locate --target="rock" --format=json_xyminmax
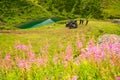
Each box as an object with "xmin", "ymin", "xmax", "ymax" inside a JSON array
[
  {"xmin": 112, "ymin": 19, "xmax": 120, "ymax": 24},
  {"xmin": 98, "ymin": 34, "xmax": 120, "ymax": 44}
]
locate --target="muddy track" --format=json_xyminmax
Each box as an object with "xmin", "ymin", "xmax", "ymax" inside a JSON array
[
  {"xmin": 0, "ymin": 30, "xmax": 27, "ymax": 34},
  {"xmin": 0, "ymin": 30, "xmax": 53, "ymax": 34}
]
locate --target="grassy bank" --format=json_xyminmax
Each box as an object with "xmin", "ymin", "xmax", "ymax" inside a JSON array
[
  {"xmin": 0, "ymin": 20, "xmax": 120, "ymax": 51},
  {"xmin": 0, "ymin": 20, "xmax": 120, "ymax": 80}
]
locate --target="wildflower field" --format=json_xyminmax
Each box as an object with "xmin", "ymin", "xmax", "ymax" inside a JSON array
[{"xmin": 0, "ymin": 20, "xmax": 120, "ymax": 80}]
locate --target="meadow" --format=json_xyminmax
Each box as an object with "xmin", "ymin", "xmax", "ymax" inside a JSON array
[{"xmin": 0, "ymin": 20, "xmax": 120, "ymax": 80}]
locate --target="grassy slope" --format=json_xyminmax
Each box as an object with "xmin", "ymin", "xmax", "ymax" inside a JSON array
[
  {"xmin": 103, "ymin": 0, "xmax": 120, "ymax": 18},
  {"xmin": 0, "ymin": 0, "xmax": 120, "ymax": 29},
  {"xmin": 0, "ymin": 19, "xmax": 120, "ymax": 52},
  {"xmin": 0, "ymin": 0, "xmax": 52, "ymax": 29}
]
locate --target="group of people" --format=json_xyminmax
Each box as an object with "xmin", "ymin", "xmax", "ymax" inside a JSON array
[
  {"xmin": 80, "ymin": 19, "xmax": 89, "ymax": 25},
  {"xmin": 66, "ymin": 19, "xmax": 89, "ymax": 29}
]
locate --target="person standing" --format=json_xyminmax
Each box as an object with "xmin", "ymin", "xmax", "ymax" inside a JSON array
[
  {"xmin": 79, "ymin": 19, "xmax": 82, "ymax": 24},
  {"xmin": 86, "ymin": 20, "xmax": 89, "ymax": 25},
  {"xmin": 82, "ymin": 19, "xmax": 84, "ymax": 25},
  {"xmin": 80, "ymin": 19, "xmax": 84, "ymax": 25}
]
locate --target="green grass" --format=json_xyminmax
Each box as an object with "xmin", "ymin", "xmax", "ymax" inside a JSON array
[
  {"xmin": 0, "ymin": 19, "xmax": 120, "ymax": 52},
  {"xmin": 0, "ymin": 20, "xmax": 120, "ymax": 80}
]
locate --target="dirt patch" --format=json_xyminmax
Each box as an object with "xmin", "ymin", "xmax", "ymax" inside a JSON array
[
  {"xmin": 0, "ymin": 30, "xmax": 27, "ymax": 34},
  {"xmin": 0, "ymin": 30, "xmax": 49, "ymax": 34}
]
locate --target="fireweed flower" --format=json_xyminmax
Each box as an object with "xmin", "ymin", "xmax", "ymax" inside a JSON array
[
  {"xmin": 101, "ymin": 52, "xmax": 105, "ymax": 60},
  {"xmin": 38, "ymin": 58, "xmax": 44, "ymax": 65},
  {"xmin": 62, "ymin": 44, "xmax": 73, "ymax": 67},
  {"xmin": 86, "ymin": 46, "xmax": 96, "ymax": 54},
  {"xmin": 65, "ymin": 54, "xmax": 73, "ymax": 61},
  {"xmin": 110, "ymin": 59, "xmax": 114, "ymax": 66},
  {"xmin": 74, "ymin": 57, "xmax": 80, "ymax": 65},
  {"xmin": 79, "ymin": 42, "xmax": 106, "ymax": 62},
  {"xmin": 2, "ymin": 54, "xmax": 13, "ymax": 69},
  {"xmin": 63, "ymin": 54, "xmax": 73, "ymax": 67},
  {"xmin": 27, "ymin": 51, "xmax": 35, "ymax": 63},
  {"xmin": 4, "ymin": 54, "xmax": 11, "ymax": 61},
  {"xmin": 15, "ymin": 44, "xmax": 28, "ymax": 51},
  {"xmin": 88, "ymin": 40, "xmax": 96, "ymax": 47},
  {"xmin": 66, "ymin": 44, "xmax": 72, "ymax": 54},
  {"xmin": 86, "ymin": 40, "xmax": 97, "ymax": 54},
  {"xmin": 80, "ymin": 49, "xmax": 86, "ymax": 54},
  {"xmin": 37, "ymin": 56, "xmax": 48, "ymax": 66},
  {"xmin": 17, "ymin": 59, "xmax": 29, "ymax": 69},
  {"xmin": 115, "ymin": 76, "xmax": 120, "ymax": 80},
  {"xmin": 41, "ymin": 48, "xmax": 48, "ymax": 54},
  {"xmin": 111, "ymin": 42, "xmax": 120, "ymax": 53},
  {"xmin": 27, "ymin": 51, "xmax": 35, "ymax": 57},
  {"xmin": 72, "ymin": 76, "xmax": 78, "ymax": 80},
  {"xmin": 53, "ymin": 55, "xmax": 59, "ymax": 64},
  {"xmin": 99, "ymin": 42, "xmax": 109, "ymax": 51},
  {"xmin": 64, "ymin": 44, "xmax": 73, "ymax": 61},
  {"xmin": 76, "ymin": 40, "xmax": 82, "ymax": 49},
  {"xmin": 79, "ymin": 49, "xmax": 89, "ymax": 60},
  {"xmin": 92, "ymin": 48, "xmax": 105, "ymax": 61}
]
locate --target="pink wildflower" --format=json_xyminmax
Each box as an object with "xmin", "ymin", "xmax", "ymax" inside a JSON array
[
  {"xmin": 65, "ymin": 44, "xmax": 72, "ymax": 54},
  {"xmin": 63, "ymin": 44, "xmax": 73, "ymax": 62},
  {"xmin": 112, "ymin": 43, "xmax": 120, "ymax": 53},
  {"xmin": 115, "ymin": 76, "xmax": 120, "ymax": 80},
  {"xmin": 63, "ymin": 53, "xmax": 73, "ymax": 67},
  {"xmin": 74, "ymin": 58, "xmax": 80, "ymax": 65},
  {"xmin": 72, "ymin": 76, "xmax": 78, "ymax": 80},
  {"xmin": 63, "ymin": 61, "xmax": 68, "ymax": 67},
  {"xmin": 101, "ymin": 52, "xmax": 105, "ymax": 60},
  {"xmin": 87, "ymin": 40, "xmax": 96, "ymax": 54},
  {"xmin": 94, "ymin": 54, "xmax": 101, "ymax": 61},
  {"xmin": 76, "ymin": 40, "xmax": 82, "ymax": 48},
  {"xmin": 28, "ymin": 51, "xmax": 35, "ymax": 57},
  {"xmin": 41, "ymin": 48, "xmax": 48, "ymax": 54},
  {"xmin": 80, "ymin": 49, "xmax": 86, "ymax": 54},
  {"xmin": 64, "ymin": 54, "xmax": 73, "ymax": 61},
  {"xmin": 38, "ymin": 59, "xmax": 44, "ymax": 65},
  {"xmin": 88, "ymin": 40, "xmax": 95, "ymax": 47},
  {"xmin": 110, "ymin": 59, "xmax": 114, "ymax": 66},
  {"xmin": 17, "ymin": 60, "xmax": 29, "ymax": 69},
  {"xmin": 4, "ymin": 54, "xmax": 11, "ymax": 61},
  {"xmin": 27, "ymin": 51, "xmax": 35, "ymax": 63},
  {"xmin": 53, "ymin": 56, "xmax": 58, "ymax": 64},
  {"xmin": 15, "ymin": 44, "xmax": 28, "ymax": 51},
  {"xmin": 37, "ymin": 57, "xmax": 48, "ymax": 66}
]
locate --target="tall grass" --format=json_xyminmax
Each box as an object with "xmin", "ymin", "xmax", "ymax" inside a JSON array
[{"xmin": 0, "ymin": 35, "xmax": 120, "ymax": 80}]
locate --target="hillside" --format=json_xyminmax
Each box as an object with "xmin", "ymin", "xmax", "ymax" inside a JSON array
[
  {"xmin": 102, "ymin": 0, "xmax": 120, "ymax": 18},
  {"xmin": 0, "ymin": 0, "xmax": 52, "ymax": 29},
  {"xmin": 0, "ymin": 1, "xmax": 120, "ymax": 79},
  {"xmin": 0, "ymin": 0, "xmax": 120, "ymax": 29}
]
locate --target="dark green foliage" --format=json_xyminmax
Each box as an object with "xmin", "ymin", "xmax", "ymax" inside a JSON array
[
  {"xmin": 0, "ymin": 0, "xmax": 120, "ymax": 29},
  {"xmin": 0, "ymin": 0, "xmax": 52, "ymax": 29}
]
